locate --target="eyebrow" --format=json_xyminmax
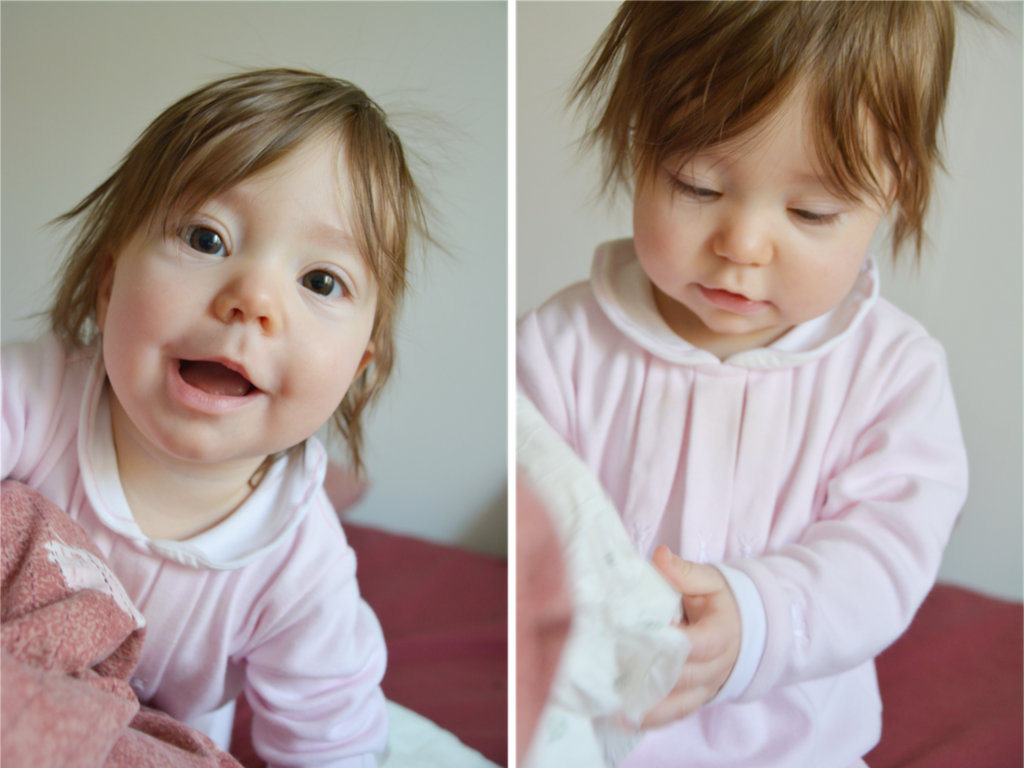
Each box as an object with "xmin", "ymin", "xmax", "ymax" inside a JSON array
[
  {"xmin": 785, "ymin": 169, "xmax": 832, "ymax": 187},
  {"xmin": 308, "ymin": 220, "xmax": 359, "ymax": 255}
]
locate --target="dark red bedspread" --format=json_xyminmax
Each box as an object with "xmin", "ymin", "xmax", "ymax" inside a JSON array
[
  {"xmin": 346, "ymin": 524, "xmax": 508, "ymax": 766},
  {"xmin": 867, "ymin": 583, "xmax": 1023, "ymax": 767}
]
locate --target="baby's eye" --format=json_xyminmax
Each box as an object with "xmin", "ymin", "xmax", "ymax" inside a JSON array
[
  {"xmin": 300, "ymin": 269, "xmax": 347, "ymax": 298},
  {"xmin": 670, "ymin": 177, "xmax": 721, "ymax": 201},
  {"xmin": 791, "ymin": 209, "xmax": 840, "ymax": 225},
  {"xmin": 184, "ymin": 226, "xmax": 227, "ymax": 256}
]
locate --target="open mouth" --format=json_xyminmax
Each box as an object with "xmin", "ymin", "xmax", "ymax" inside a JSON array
[{"xmin": 178, "ymin": 360, "xmax": 256, "ymax": 397}]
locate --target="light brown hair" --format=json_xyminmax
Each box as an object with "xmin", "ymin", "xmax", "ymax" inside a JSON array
[
  {"xmin": 49, "ymin": 68, "xmax": 431, "ymax": 473},
  {"xmin": 573, "ymin": 1, "xmax": 967, "ymax": 262}
]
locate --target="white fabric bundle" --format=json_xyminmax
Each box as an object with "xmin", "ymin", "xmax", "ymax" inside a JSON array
[
  {"xmin": 517, "ymin": 394, "xmax": 690, "ymax": 767},
  {"xmin": 381, "ymin": 701, "xmax": 498, "ymax": 768}
]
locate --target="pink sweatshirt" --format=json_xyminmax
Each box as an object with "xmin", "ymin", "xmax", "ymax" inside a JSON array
[
  {"xmin": 517, "ymin": 239, "xmax": 967, "ymax": 767},
  {"xmin": 2, "ymin": 335, "xmax": 387, "ymax": 767}
]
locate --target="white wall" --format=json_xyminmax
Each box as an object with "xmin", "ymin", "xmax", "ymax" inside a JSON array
[
  {"xmin": 4, "ymin": 0, "xmax": 1021, "ymax": 592},
  {"xmin": 518, "ymin": 2, "xmax": 1023, "ymax": 599},
  {"xmin": 1, "ymin": 1, "xmax": 507, "ymax": 555}
]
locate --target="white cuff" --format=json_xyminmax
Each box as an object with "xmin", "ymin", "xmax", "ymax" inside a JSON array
[{"xmin": 709, "ymin": 564, "xmax": 766, "ymax": 704}]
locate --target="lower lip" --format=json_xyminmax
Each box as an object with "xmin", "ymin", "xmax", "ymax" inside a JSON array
[
  {"xmin": 167, "ymin": 362, "xmax": 262, "ymax": 414},
  {"xmin": 698, "ymin": 285, "xmax": 770, "ymax": 315}
]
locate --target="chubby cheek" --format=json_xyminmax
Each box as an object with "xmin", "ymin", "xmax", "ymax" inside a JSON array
[
  {"xmin": 106, "ymin": 288, "xmax": 164, "ymax": 337},
  {"xmin": 633, "ymin": 188, "xmax": 684, "ymax": 285},
  {"xmin": 785, "ymin": 247, "xmax": 866, "ymax": 321},
  {"xmin": 99, "ymin": 250, "xmax": 178, "ymax": 334},
  {"xmin": 99, "ymin": 267, "xmax": 169, "ymax": 376},
  {"xmin": 281, "ymin": 334, "xmax": 372, "ymax": 427},
  {"xmin": 634, "ymin": 184, "xmax": 672, "ymax": 246}
]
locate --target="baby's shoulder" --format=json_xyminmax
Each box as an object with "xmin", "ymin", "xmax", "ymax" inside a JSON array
[
  {"xmin": 239, "ymin": 489, "xmax": 357, "ymax": 611},
  {"xmin": 521, "ymin": 279, "xmax": 596, "ymax": 324},
  {"xmin": 518, "ymin": 278, "xmax": 622, "ymax": 353},
  {"xmin": 1, "ymin": 334, "xmax": 95, "ymax": 453},
  {"xmin": 856, "ymin": 297, "xmax": 947, "ymax": 361},
  {"xmin": 2, "ymin": 333, "xmax": 94, "ymax": 379},
  {"xmin": 830, "ymin": 297, "xmax": 953, "ymax": 404}
]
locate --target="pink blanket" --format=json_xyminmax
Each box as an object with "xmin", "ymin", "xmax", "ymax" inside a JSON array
[{"xmin": 1, "ymin": 481, "xmax": 241, "ymax": 768}]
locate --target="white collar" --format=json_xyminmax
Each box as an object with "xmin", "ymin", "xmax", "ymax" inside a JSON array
[{"xmin": 591, "ymin": 238, "xmax": 879, "ymax": 369}]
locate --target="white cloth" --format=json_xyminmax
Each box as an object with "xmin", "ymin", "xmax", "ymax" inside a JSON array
[
  {"xmin": 381, "ymin": 701, "xmax": 498, "ymax": 768},
  {"xmin": 518, "ymin": 393, "xmax": 690, "ymax": 767}
]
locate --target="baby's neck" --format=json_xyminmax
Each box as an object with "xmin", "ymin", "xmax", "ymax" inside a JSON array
[{"xmin": 108, "ymin": 393, "xmax": 265, "ymax": 541}]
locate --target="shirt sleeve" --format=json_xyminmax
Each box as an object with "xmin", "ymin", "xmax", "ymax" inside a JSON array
[
  {"xmin": 242, "ymin": 497, "xmax": 388, "ymax": 767},
  {"xmin": 726, "ymin": 335, "xmax": 968, "ymax": 701},
  {"xmin": 710, "ymin": 564, "xmax": 767, "ymax": 704},
  {"xmin": 2, "ymin": 335, "xmax": 82, "ymax": 483},
  {"xmin": 517, "ymin": 304, "xmax": 580, "ymax": 447}
]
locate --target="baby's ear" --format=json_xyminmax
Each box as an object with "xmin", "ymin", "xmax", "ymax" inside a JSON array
[
  {"xmin": 95, "ymin": 255, "xmax": 115, "ymax": 334},
  {"xmin": 355, "ymin": 342, "xmax": 375, "ymax": 379}
]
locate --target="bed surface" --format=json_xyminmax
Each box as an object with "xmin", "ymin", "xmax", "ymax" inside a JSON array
[
  {"xmin": 867, "ymin": 583, "xmax": 1023, "ymax": 767},
  {"xmin": 346, "ymin": 523, "xmax": 508, "ymax": 765}
]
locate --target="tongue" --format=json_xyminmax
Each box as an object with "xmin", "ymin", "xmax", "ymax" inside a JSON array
[{"xmin": 179, "ymin": 361, "xmax": 253, "ymax": 396}]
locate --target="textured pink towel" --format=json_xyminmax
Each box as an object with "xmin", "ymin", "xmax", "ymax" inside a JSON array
[{"xmin": 1, "ymin": 480, "xmax": 241, "ymax": 767}]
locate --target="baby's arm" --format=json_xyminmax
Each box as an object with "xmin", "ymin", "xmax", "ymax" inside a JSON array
[
  {"xmin": 2, "ymin": 336, "xmax": 82, "ymax": 482},
  {"xmin": 712, "ymin": 335, "xmax": 965, "ymax": 704},
  {"xmin": 242, "ymin": 499, "xmax": 387, "ymax": 767}
]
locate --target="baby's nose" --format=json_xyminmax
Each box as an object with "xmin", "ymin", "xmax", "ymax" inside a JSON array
[
  {"xmin": 712, "ymin": 211, "xmax": 775, "ymax": 266},
  {"xmin": 213, "ymin": 268, "xmax": 283, "ymax": 335}
]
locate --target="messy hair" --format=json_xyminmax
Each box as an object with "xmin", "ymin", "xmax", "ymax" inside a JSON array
[
  {"xmin": 49, "ymin": 68, "xmax": 431, "ymax": 473},
  {"xmin": 573, "ymin": 1, "xmax": 967, "ymax": 262}
]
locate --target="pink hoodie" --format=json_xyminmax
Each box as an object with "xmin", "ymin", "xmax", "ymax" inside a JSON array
[{"xmin": 517, "ymin": 239, "xmax": 967, "ymax": 767}]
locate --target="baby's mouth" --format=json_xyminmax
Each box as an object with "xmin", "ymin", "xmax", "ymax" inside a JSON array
[
  {"xmin": 697, "ymin": 285, "xmax": 770, "ymax": 315},
  {"xmin": 178, "ymin": 360, "xmax": 256, "ymax": 397}
]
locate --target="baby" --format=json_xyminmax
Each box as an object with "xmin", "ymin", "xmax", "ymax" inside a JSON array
[
  {"xmin": 518, "ymin": 3, "xmax": 971, "ymax": 766},
  {"xmin": 3, "ymin": 68, "xmax": 429, "ymax": 766}
]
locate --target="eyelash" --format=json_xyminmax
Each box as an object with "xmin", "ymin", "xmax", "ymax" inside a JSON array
[
  {"xmin": 790, "ymin": 209, "xmax": 840, "ymax": 225},
  {"xmin": 179, "ymin": 224, "xmax": 353, "ymax": 299},
  {"xmin": 668, "ymin": 177, "xmax": 841, "ymax": 226},
  {"xmin": 669, "ymin": 177, "xmax": 720, "ymax": 201}
]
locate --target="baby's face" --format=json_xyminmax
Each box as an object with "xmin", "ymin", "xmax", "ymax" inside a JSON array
[
  {"xmin": 632, "ymin": 90, "xmax": 887, "ymax": 358},
  {"xmin": 95, "ymin": 136, "xmax": 377, "ymax": 467}
]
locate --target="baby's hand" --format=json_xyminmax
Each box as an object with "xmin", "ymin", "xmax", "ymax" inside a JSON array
[{"xmin": 642, "ymin": 546, "xmax": 741, "ymax": 728}]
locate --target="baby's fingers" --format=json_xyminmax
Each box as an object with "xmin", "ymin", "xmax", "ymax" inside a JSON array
[
  {"xmin": 652, "ymin": 546, "xmax": 726, "ymax": 597},
  {"xmin": 684, "ymin": 613, "xmax": 737, "ymax": 660}
]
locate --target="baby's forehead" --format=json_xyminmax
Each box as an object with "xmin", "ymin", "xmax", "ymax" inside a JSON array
[{"xmin": 181, "ymin": 135, "xmax": 356, "ymax": 218}]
